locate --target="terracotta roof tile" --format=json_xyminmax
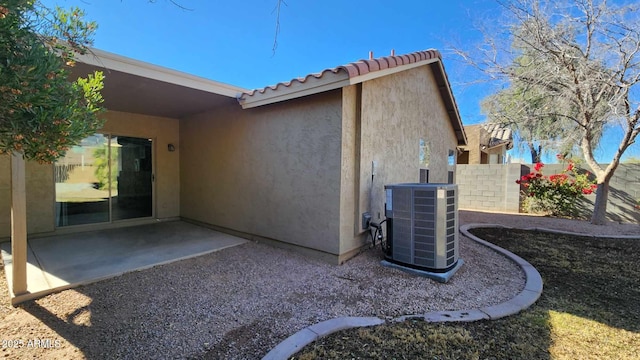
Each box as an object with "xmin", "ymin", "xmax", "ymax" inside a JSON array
[
  {"xmin": 364, "ymin": 59, "xmax": 380, "ymax": 72},
  {"xmin": 237, "ymin": 48, "xmax": 466, "ymax": 145},
  {"xmin": 340, "ymin": 64, "xmax": 360, "ymax": 78},
  {"xmin": 240, "ymin": 49, "xmax": 443, "ymax": 99},
  {"xmin": 384, "ymin": 56, "xmax": 397, "ymax": 67},
  {"xmin": 242, "ymin": 68, "xmax": 344, "ymax": 97},
  {"xmin": 352, "ymin": 61, "xmax": 370, "ymax": 75},
  {"xmin": 377, "ymin": 57, "xmax": 389, "ymax": 70}
]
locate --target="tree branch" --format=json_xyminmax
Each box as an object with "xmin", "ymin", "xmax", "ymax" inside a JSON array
[{"xmin": 272, "ymin": 0, "xmax": 286, "ymax": 55}]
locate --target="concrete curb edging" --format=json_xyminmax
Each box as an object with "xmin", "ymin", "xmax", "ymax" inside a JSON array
[
  {"xmin": 460, "ymin": 223, "xmax": 544, "ymax": 319},
  {"xmin": 261, "ymin": 224, "xmax": 545, "ymax": 360},
  {"xmin": 481, "ymin": 225, "xmax": 640, "ymax": 240},
  {"xmin": 262, "ymin": 317, "xmax": 385, "ymax": 360}
]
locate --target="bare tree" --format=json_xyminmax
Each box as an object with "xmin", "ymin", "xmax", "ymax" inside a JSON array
[
  {"xmin": 457, "ymin": 0, "xmax": 640, "ymax": 224},
  {"xmin": 481, "ymin": 70, "xmax": 577, "ymax": 163}
]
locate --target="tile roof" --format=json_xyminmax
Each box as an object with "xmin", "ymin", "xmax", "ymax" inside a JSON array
[
  {"xmin": 241, "ymin": 49, "xmax": 442, "ymax": 98},
  {"xmin": 238, "ymin": 49, "xmax": 467, "ymax": 145},
  {"xmin": 482, "ymin": 123, "xmax": 514, "ymax": 149}
]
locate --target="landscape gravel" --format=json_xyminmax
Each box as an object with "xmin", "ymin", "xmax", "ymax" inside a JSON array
[{"xmin": 0, "ymin": 210, "xmax": 637, "ymax": 359}]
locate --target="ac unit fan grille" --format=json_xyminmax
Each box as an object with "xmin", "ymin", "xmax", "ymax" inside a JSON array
[{"xmin": 386, "ymin": 183, "xmax": 459, "ymax": 271}]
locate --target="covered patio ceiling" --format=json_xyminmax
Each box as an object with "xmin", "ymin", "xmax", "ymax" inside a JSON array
[{"xmin": 68, "ymin": 48, "xmax": 247, "ymax": 119}]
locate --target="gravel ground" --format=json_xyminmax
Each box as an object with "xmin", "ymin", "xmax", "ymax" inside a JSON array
[{"xmin": 1, "ymin": 210, "xmax": 638, "ymax": 359}]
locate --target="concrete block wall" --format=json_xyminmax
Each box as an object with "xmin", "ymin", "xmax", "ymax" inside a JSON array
[
  {"xmin": 456, "ymin": 163, "xmax": 640, "ymax": 224},
  {"xmin": 456, "ymin": 164, "xmax": 524, "ymax": 213},
  {"xmin": 542, "ymin": 163, "xmax": 640, "ymax": 224}
]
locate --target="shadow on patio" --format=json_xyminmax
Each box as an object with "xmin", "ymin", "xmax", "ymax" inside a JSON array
[{"xmin": 1, "ymin": 221, "xmax": 247, "ymax": 303}]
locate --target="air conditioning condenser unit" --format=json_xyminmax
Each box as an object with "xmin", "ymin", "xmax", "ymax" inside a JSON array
[{"xmin": 382, "ymin": 183, "xmax": 463, "ymax": 282}]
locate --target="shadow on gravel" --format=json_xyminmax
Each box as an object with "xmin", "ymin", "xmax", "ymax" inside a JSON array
[{"xmin": 14, "ymin": 251, "xmax": 242, "ymax": 359}]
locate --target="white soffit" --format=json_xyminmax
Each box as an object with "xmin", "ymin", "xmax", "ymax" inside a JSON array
[{"xmin": 76, "ymin": 48, "xmax": 246, "ymax": 97}]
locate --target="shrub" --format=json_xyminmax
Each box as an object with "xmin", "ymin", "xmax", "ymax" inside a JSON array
[{"xmin": 516, "ymin": 159, "xmax": 597, "ymax": 217}]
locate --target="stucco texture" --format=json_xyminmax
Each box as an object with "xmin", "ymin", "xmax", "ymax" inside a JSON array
[
  {"xmin": 2, "ymin": 63, "xmax": 462, "ymax": 264},
  {"xmin": 341, "ymin": 66, "xmax": 458, "ymax": 255},
  {"xmin": 459, "ymin": 124, "xmax": 507, "ymax": 164},
  {"xmin": 101, "ymin": 111, "xmax": 180, "ymax": 219},
  {"xmin": 180, "ymin": 66, "xmax": 460, "ymax": 262},
  {"xmin": 179, "ymin": 92, "xmax": 343, "ymax": 256},
  {"xmin": 0, "ymin": 111, "xmax": 180, "ymax": 239},
  {"xmin": 0, "ymin": 157, "xmax": 55, "ymax": 238}
]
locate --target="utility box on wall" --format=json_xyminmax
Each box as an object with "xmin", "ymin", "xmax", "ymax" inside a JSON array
[{"xmin": 384, "ymin": 183, "xmax": 459, "ymax": 272}]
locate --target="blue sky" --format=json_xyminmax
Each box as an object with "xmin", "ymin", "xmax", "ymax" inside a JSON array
[{"xmin": 42, "ymin": 0, "xmax": 638, "ymax": 163}]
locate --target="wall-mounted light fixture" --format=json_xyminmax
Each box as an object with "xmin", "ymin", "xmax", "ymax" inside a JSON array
[{"xmin": 168, "ymin": 144, "xmax": 176, "ymax": 152}]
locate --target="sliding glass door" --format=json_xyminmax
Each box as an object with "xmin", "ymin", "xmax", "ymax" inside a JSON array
[
  {"xmin": 111, "ymin": 136, "xmax": 153, "ymax": 221},
  {"xmin": 55, "ymin": 134, "xmax": 153, "ymax": 227}
]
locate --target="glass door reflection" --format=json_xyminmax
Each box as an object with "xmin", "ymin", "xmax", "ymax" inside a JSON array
[
  {"xmin": 111, "ymin": 136, "xmax": 153, "ymax": 221},
  {"xmin": 54, "ymin": 134, "xmax": 110, "ymax": 226},
  {"xmin": 55, "ymin": 134, "xmax": 153, "ymax": 227}
]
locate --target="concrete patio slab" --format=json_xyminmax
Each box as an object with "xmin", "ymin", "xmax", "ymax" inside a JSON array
[{"xmin": 1, "ymin": 221, "xmax": 247, "ymax": 304}]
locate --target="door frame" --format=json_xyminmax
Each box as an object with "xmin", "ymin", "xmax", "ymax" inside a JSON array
[{"xmin": 52, "ymin": 132, "xmax": 156, "ymax": 230}]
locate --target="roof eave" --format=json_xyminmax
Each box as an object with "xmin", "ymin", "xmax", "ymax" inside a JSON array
[
  {"xmin": 429, "ymin": 61, "xmax": 467, "ymax": 146},
  {"xmin": 347, "ymin": 58, "xmax": 439, "ymax": 85},
  {"xmin": 238, "ymin": 72, "xmax": 350, "ymax": 109},
  {"xmin": 76, "ymin": 48, "xmax": 247, "ymax": 98},
  {"xmin": 239, "ymin": 58, "xmax": 445, "ymax": 110},
  {"xmin": 237, "ymin": 50, "xmax": 467, "ymax": 146}
]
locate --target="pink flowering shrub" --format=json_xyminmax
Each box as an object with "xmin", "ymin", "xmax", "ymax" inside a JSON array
[{"xmin": 516, "ymin": 158, "xmax": 597, "ymax": 217}]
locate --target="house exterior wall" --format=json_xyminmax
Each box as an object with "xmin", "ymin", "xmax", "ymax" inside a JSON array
[
  {"xmin": 101, "ymin": 111, "xmax": 180, "ymax": 219},
  {"xmin": 337, "ymin": 85, "xmax": 365, "ymax": 261},
  {"xmin": 459, "ymin": 125, "xmax": 489, "ymax": 164},
  {"xmin": 0, "ymin": 111, "xmax": 179, "ymax": 239},
  {"xmin": 458, "ymin": 124, "xmax": 508, "ymax": 165},
  {"xmin": 465, "ymin": 125, "xmax": 484, "ymax": 164},
  {"xmin": 486, "ymin": 148, "xmax": 506, "ymax": 164},
  {"xmin": 0, "ymin": 158, "xmax": 55, "ymax": 238},
  {"xmin": 179, "ymin": 91, "xmax": 344, "ymax": 258},
  {"xmin": 339, "ymin": 66, "xmax": 459, "ymax": 257}
]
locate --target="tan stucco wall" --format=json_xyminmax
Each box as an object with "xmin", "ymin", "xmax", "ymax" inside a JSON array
[
  {"xmin": 101, "ymin": 111, "xmax": 180, "ymax": 219},
  {"xmin": 0, "ymin": 111, "xmax": 179, "ymax": 239},
  {"xmin": 340, "ymin": 66, "xmax": 459, "ymax": 255},
  {"xmin": 337, "ymin": 85, "xmax": 364, "ymax": 259},
  {"xmin": 460, "ymin": 125, "xmax": 487, "ymax": 164},
  {"xmin": 0, "ymin": 157, "xmax": 55, "ymax": 238},
  {"xmin": 180, "ymin": 92, "xmax": 343, "ymax": 256},
  {"xmin": 459, "ymin": 124, "xmax": 506, "ymax": 164}
]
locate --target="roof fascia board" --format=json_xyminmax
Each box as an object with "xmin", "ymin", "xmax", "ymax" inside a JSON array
[
  {"xmin": 76, "ymin": 48, "xmax": 246, "ymax": 97},
  {"xmin": 432, "ymin": 60, "xmax": 468, "ymax": 145},
  {"xmin": 348, "ymin": 58, "xmax": 439, "ymax": 85},
  {"xmin": 239, "ymin": 73, "xmax": 350, "ymax": 109},
  {"xmin": 239, "ymin": 59, "xmax": 440, "ymax": 109}
]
